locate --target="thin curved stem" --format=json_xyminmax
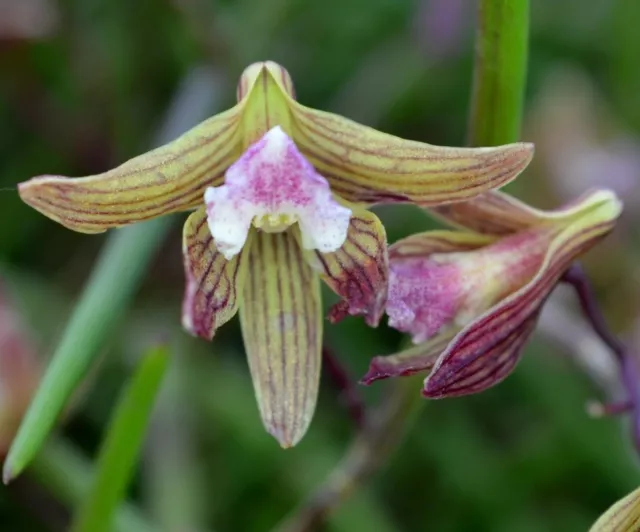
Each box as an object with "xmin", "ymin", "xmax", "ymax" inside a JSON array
[
  {"xmin": 562, "ymin": 263, "xmax": 640, "ymax": 450},
  {"xmin": 322, "ymin": 348, "xmax": 366, "ymax": 429}
]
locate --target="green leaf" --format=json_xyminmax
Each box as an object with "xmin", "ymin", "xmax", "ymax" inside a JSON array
[
  {"xmin": 2, "ymin": 217, "xmax": 172, "ymax": 483},
  {"xmin": 70, "ymin": 345, "xmax": 169, "ymax": 532}
]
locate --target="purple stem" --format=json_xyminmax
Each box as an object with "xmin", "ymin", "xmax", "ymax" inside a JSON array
[
  {"xmin": 322, "ymin": 348, "xmax": 366, "ymax": 429},
  {"xmin": 562, "ymin": 263, "xmax": 640, "ymax": 450},
  {"xmin": 588, "ymin": 399, "xmax": 634, "ymax": 418}
]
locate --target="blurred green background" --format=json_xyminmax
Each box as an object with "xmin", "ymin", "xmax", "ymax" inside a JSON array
[{"xmin": 1, "ymin": 0, "xmax": 640, "ymax": 530}]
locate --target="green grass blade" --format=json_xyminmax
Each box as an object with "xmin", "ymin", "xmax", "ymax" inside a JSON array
[
  {"xmin": 2, "ymin": 217, "xmax": 172, "ymax": 483},
  {"xmin": 31, "ymin": 439, "xmax": 159, "ymax": 532},
  {"xmin": 70, "ymin": 345, "xmax": 169, "ymax": 532}
]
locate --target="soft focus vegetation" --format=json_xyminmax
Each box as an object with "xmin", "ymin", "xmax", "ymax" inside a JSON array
[{"xmin": 1, "ymin": 0, "xmax": 639, "ymax": 531}]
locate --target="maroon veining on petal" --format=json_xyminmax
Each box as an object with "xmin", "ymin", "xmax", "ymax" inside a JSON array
[
  {"xmin": 423, "ymin": 314, "xmax": 538, "ymax": 398},
  {"xmin": 360, "ymin": 336, "xmax": 450, "ymax": 385},
  {"xmin": 422, "ymin": 238, "xmax": 579, "ymax": 398},
  {"xmin": 315, "ymin": 211, "xmax": 389, "ymax": 327},
  {"xmin": 181, "ymin": 208, "xmax": 249, "ymax": 340},
  {"xmin": 361, "ymin": 355, "xmax": 431, "ymax": 385}
]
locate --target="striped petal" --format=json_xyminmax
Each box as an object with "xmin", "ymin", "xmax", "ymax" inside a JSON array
[
  {"xmin": 429, "ymin": 189, "xmax": 616, "ymax": 236},
  {"xmin": 181, "ymin": 207, "xmax": 251, "ymax": 339},
  {"xmin": 301, "ymin": 204, "xmax": 389, "ymax": 327},
  {"xmin": 361, "ymin": 331, "xmax": 456, "ymax": 385},
  {"xmin": 18, "ymin": 106, "xmax": 244, "ymax": 233},
  {"xmin": 389, "ymin": 230, "xmax": 494, "ymax": 260},
  {"xmin": 239, "ymin": 232, "xmax": 322, "ymax": 447},
  {"xmin": 590, "ymin": 487, "xmax": 640, "ymax": 532},
  {"xmin": 424, "ymin": 189, "xmax": 622, "ymax": 397},
  {"xmin": 429, "ymin": 191, "xmax": 546, "ymax": 235},
  {"xmin": 425, "ymin": 314, "xmax": 539, "ymax": 397},
  {"xmin": 289, "ymin": 104, "xmax": 534, "ymax": 207}
]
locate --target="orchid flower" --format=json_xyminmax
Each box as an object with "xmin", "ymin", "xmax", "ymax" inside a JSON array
[
  {"xmin": 590, "ymin": 486, "xmax": 640, "ymax": 532},
  {"xmin": 18, "ymin": 61, "xmax": 533, "ymax": 446},
  {"xmin": 363, "ymin": 189, "xmax": 622, "ymax": 397}
]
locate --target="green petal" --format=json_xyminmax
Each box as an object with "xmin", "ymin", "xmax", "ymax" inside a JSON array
[
  {"xmin": 289, "ymin": 104, "xmax": 534, "ymax": 207},
  {"xmin": 239, "ymin": 232, "xmax": 322, "ymax": 447},
  {"xmin": 18, "ymin": 106, "xmax": 243, "ymax": 233},
  {"xmin": 237, "ymin": 61, "xmax": 295, "ymax": 146},
  {"xmin": 181, "ymin": 207, "xmax": 252, "ymax": 339},
  {"xmin": 429, "ymin": 188, "xmax": 621, "ymax": 236},
  {"xmin": 389, "ymin": 229, "xmax": 495, "ymax": 260},
  {"xmin": 429, "ymin": 191, "xmax": 546, "ymax": 235}
]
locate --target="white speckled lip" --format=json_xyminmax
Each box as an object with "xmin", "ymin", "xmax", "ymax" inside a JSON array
[{"xmin": 204, "ymin": 126, "xmax": 352, "ymax": 260}]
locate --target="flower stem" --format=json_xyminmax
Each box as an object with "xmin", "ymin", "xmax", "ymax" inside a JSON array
[
  {"xmin": 322, "ymin": 347, "xmax": 365, "ymax": 429},
  {"xmin": 561, "ymin": 264, "xmax": 640, "ymax": 451},
  {"xmin": 468, "ymin": 0, "xmax": 530, "ymax": 146}
]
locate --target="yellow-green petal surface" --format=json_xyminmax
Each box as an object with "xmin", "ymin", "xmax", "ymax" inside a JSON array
[
  {"xmin": 19, "ymin": 107, "xmax": 243, "ymax": 233},
  {"xmin": 289, "ymin": 104, "xmax": 534, "ymax": 207},
  {"xmin": 239, "ymin": 231, "xmax": 322, "ymax": 448}
]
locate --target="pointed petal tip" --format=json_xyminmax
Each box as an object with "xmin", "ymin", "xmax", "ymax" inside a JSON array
[
  {"xmin": 258, "ymin": 398, "xmax": 314, "ymax": 450},
  {"xmin": 240, "ymin": 233, "xmax": 321, "ymax": 455},
  {"xmin": 180, "ymin": 311, "xmax": 204, "ymax": 339},
  {"xmin": 521, "ymin": 141, "xmax": 535, "ymax": 154},
  {"xmin": 360, "ymin": 357, "xmax": 420, "ymax": 385},
  {"xmin": 421, "ymin": 380, "xmax": 445, "ymax": 399},
  {"xmin": 503, "ymin": 141, "xmax": 535, "ymax": 171},
  {"xmin": 237, "ymin": 61, "xmax": 295, "ymax": 101},
  {"xmin": 359, "ymin": 360, "xmax": 391, "ymax": 386},
  {"xmin": 17, "ymin": 175, "xmax": 46, "ymax": 200},
  {"xmin": 267, "ymin": 422, "xmax": 306, "ymax": 449}
]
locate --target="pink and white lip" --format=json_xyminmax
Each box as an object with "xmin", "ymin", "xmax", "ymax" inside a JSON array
[{"xmin": 204, "ymin": 126, "xmax": 352, "ymax": 260}]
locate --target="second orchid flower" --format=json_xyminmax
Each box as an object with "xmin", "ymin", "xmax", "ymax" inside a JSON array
[{"xmin": 364, "ymin": 190, "xmax": 622, "ymax": 397}]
